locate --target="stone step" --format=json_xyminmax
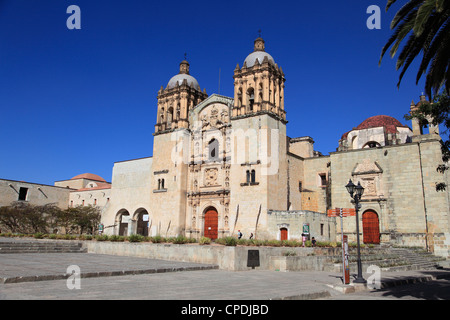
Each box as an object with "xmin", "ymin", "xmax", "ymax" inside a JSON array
[{"xmin": 0, "ymin": 241, "xmax": 86, "ymax": 254}]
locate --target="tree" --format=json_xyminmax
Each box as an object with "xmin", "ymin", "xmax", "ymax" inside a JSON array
[
  {"xmin": 405, "ymin": 92, "xmax": 450, "ymax": 190},
  {"xmin": 65, "ymin": 205, "xmax": 101, "ymax": 234},
  {"xmin": 379, "ymin": 0, "xmax": 450, "ymax": 99},
  {"xmin": 0, "ymin": 202, "xmax": 60, "ymax": 234}
]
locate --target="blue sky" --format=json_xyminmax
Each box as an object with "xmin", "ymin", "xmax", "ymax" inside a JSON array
[{"xmin": 0, "ymin": 0, "xmax": 439, "ymax": 185}]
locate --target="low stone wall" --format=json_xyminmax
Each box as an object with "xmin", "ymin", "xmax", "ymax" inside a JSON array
[{"xmin": 82, "ymin": 241, "xmax": 383, "ymax": 271}]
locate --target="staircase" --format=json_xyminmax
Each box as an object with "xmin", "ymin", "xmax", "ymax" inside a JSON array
[
  {"xmin": 0, "ymin": 240, "xmax": 86, "ymax": 254},
  {"xmin": 388, "ymin": 247, "xmax": 445, "ymax": 271}
]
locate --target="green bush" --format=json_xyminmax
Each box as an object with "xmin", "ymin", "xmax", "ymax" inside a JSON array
[
  {"xmin": 149, "ymin": 235, "xmax": 163, "ymax": 243},
  {"xmin": 216, "ymin": 236, "xmax": 237, "ymax": 246},
  {"xmin": 95, "ymin": 235, "xmax": 109, "ymax": 241},
  {"xmin": 172, "ymin": 235, "xmax": 189, "ymax": 244},
  {"xmin": 108, "ymin": 235, "xmax": 125, "ymax": 242},
  {"xmin": 79, "ymin": 234, "xmax": 93, "ymax": 240},
  {"xmin": 33, "ymin": 232, "xmax": 45, "ymax": 239},
  {"xmin": 199, "ymin": 236, "xmax": 211, "ymax": 245},
  {"xmin": 128, "ymin": 234, "xmax": 144, "ymax": 242}
]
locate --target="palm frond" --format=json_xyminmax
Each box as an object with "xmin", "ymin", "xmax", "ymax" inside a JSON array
[{"xmin": 413, "ymin": 0, "xmax": 437, "ymax": 36}]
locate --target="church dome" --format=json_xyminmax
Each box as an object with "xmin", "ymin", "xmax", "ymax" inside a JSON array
[
  {"xmin": 243, "ymin": 37, "xmax": 275, "ymax": 67},
  {"xmin": 167, "ymin": 59, "xmax": 201, "ymax": 90},
  {"xmin": 167, "ymin": 73, "xmax": 200, "ymax": 90},
  {"xmin": 244, "ymin": 51, "xmax": 275, "ymax": 68},
  {"xmin": 71, "ymin": 173, "xmax": 106, "ymax": 182},
  {"xmin": 355, "ymin": 115, "xmax": 408, "ymax": 134}
]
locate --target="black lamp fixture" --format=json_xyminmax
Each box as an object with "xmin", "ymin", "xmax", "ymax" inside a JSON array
[{"xmin": 345, "ymin": 179, "xmax": 366, "ymax": 284}]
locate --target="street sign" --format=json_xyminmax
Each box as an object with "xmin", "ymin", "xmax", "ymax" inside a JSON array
[
  {"xmin": 327, "ymin": 208, "xmax": 356, "ymax": 217},
  {"xmin": 302, "ymin": 223, "xmax": 310, "ymax": 234},
  {"xmin": 343, "ymin": 235, "xmax": 350, "ymax": 284}
]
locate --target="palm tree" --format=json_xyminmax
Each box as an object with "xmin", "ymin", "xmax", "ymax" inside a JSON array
[{"xmin": 379, "ymin": 0, "xmax": 450, "ymax": 99}]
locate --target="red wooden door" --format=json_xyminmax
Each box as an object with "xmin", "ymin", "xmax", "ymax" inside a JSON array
[
  {"xmin": 363, "ymin": 210, "xmax": 380, "ymax": 244},
  {"xmin": 280, "ymin": 228, "xmax": 288, "ymax": 241},
  {"xmin": 204, "ymin": 208, "xmax": 218, "ymax": 240}
]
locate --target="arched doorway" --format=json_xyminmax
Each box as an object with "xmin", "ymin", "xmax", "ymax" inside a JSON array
[
  {"xmin": 280, "ymin": 228, "xmax": 288, "ymax": 241},
  {"xmin": 116, "ymin": 210, "xmax": 130, "ymax": 236},
  {"xmin": 204, "ymin": 207, "xmax": 218, "ymax": 240},
  {"xmin": 363, "ymin": 210, "xmax": 380, "ymax": 244},
  {"xmin": 135, "ymin": 209, "xmax": 149, "ymax": 237}
]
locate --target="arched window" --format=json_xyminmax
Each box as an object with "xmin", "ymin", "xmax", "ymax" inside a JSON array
[
  {"xmin": 208, "ymin": 139, "xmax": 219, "ymax": 162},
  {"xmin": 251, "ymin": 169, "xmax": 256, "ymax": 183},
  {"xmin": 167, "ymin": 107, "xmax": 174, "ymax": 124},
  {"xmin": 247, "ymin": 88, "xmax": 255, "ymax": 111},
  {"xmin": 363, "ymin": 141, "xmax": 381, "ymax": 149},
  {"xmin": 246, "ymin": 170, "xmax": 250, "ymax": 183}
]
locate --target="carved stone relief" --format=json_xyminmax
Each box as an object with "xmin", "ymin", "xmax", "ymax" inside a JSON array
[{"xmin": 204, "ymin": 168, "xmax": 219, "ymax": 186}]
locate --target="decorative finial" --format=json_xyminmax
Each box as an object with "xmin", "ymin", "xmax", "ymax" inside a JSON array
[
  {"xmin": 258, "ymin": 29, "xmax": 261, "ymax": 38},
  {"xmin": 184, "ymin": 52, "xmax": 187, "ymax": 61}
]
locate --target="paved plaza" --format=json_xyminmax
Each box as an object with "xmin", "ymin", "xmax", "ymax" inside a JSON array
[{"xmin": 1, "ymin": 250, "xmax": 450, "ymax": 300}]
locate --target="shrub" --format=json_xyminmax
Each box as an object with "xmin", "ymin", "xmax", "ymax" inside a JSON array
[
  {"xmin": 79, "ymin": 234, "xmax": 93, "ymax": 241},
  {"xmin": 33, "ymin": 232, "xmax": 45, "ymax": 239},
  {"xmin": 199, "ymin": 236, "xmax": 211, "ymax": 245},
  {"xmin": 150, "ymin": 235, "xmax": 164, "ymax": 243},
  {"xmin": 222, "ymin": 236, "xmax": 237, "ymax": 246},
  {"xmin": 109, "ymin": 235, "xmax": 125, "ymax": 242},
  {"xmin": 172, "ymin": 235, "xmax": 189, "ymax": 244},
  {"xmin": 95, "ymin": 235, "xmax": 109, "ymax": 241},
  {"xmin": 128, "ymin": 234, "xmax": 144, "ymax": 242},
  {"xmin": 266, "ymin": 240, "xmax": 282, "ymax": 247}
]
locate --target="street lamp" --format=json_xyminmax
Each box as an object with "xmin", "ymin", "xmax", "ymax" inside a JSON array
[{"xmin": 345, "ymin": 179, "xmax": 366, "ymax": 284}]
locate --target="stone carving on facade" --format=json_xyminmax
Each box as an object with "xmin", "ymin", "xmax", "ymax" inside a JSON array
[
  {"xmin": 204, "ymin": 168, "xmax": 219, "ymax": 186},
  {"xmin": 199, "ymin": 104, "xmax": 230, "ymax": 131},
  {"xmin": 352, "ymin": 159, "xmax": 384, "ymax": 199}
]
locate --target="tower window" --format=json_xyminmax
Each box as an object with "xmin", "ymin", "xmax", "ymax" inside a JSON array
[
  {"xmin": 247, "ymin": 88, "xmax": 255, "ymax": 111},
  {"xmin": 251, "ymin": 169, "xmax": 256, "ymax": 183}
]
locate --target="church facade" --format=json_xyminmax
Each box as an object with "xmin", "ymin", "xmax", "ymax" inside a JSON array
[{"xmin": 1, "ymin": 37, "xmax": 449, "ymax": 257}]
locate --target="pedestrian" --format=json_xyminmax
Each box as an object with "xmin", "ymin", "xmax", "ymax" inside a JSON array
[
  {"xmin": 249, "ymin": 233, "xmax": 253, "ymax": 240},
  {"xmin": 238, "ymin": 230, "xmax": 243, "ymax": 239},
  {"xmin": 311, "ymin": 237, "xmax": 316, "ymax": 247}
]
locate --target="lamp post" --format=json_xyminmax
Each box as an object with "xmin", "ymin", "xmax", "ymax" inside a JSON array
[{"xmin": 345, "ymin": 179, "xmax": 366, "ymax": 284}]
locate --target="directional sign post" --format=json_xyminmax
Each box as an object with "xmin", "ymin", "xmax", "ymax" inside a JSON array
[{"xmin": 327, "ymin": 208, "xmax": 355, "ymax": 284}]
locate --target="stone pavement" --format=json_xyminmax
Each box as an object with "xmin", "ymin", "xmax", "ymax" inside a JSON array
[{"xmin": 0, "ymin": 251, "xmax": 450, "ymax": 300}]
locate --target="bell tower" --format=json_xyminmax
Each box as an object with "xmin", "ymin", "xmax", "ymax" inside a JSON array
[
  {"xmin": 233, "ymin": 37, "xmax": 286, "ymax": 122},
  {"xmin": 155, "ymin": 59, "xmax": 207, "ymax": 134}
]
